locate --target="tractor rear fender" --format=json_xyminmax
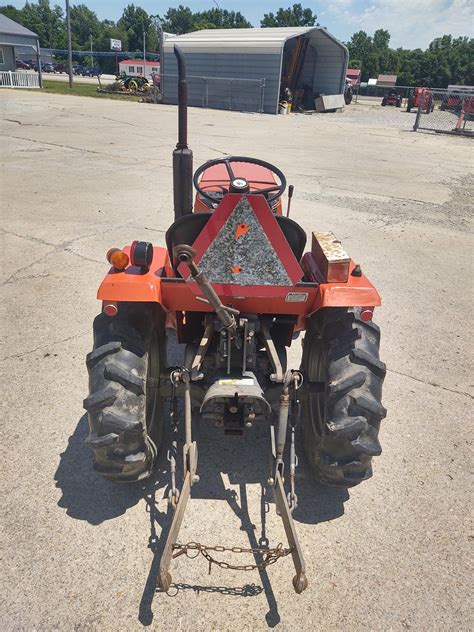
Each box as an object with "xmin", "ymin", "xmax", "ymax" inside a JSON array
[
  {"xmin": 313, "ymin": 261, "xmax": 381, "ymax": 312},
  {"xmin": 97, "ymin": 246, "xmax": 172, "ymax": 305},
  {"xmin": 312, "ymin": 262, "xmax": 381, "ymax": 311},
  {"xmin": 293, "ymin": 259, "xmax": 380, "ymax": 332},
  {"xmin": 97, "ymin": 244, "xmax": 380, "ymax": 325}
]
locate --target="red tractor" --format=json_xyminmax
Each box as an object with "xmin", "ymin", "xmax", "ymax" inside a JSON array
[
  {"xmin": 84, "ymin": 47, "xmax": 386, "ymax": 593},
  {"xmin": 381, "ymin": 89, "xmax": 402, "ymax": 107},
  {"xmin": 407, "ymin": 87, "xmax": 434, "ymax": 113}
]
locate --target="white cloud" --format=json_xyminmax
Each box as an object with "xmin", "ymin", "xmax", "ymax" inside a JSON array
[{"xmin": 323, "ymin": 0, "xmax": 474, "ymax": 48}]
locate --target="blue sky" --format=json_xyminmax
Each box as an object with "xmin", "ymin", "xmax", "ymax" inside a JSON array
[{"xmin": 7, "ymin": 1, "xmax": 474, "ymax": 48}]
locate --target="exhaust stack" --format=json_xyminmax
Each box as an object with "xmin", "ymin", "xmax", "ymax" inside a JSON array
[{"xmin": 173, "ymin": 45, "xmax": 193, "ymax": 220}]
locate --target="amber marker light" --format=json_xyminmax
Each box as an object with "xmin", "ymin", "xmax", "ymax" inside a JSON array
[{"xmin": 106, "ymin": 248, "xmax": 129, "ymax": 270}]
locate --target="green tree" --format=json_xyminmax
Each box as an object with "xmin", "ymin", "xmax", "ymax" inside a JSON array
[
  {"xmin": 70, "ymin": 4, "xmax": 101, "ymax": 49},
  {"xmin": 159, "ymin": 5, "xmax": 251, "ymax": 34},
  {"xmin": 347, "ymin": 30, "xmax": 373, "ymax": 62},
  {"xmin": 261, "ymin": 3, "xmax": 316, "ymax": 27},
  {"xmin": 19, "ymin": 0, "xmax": 65, "ymax": 49},
  {"xmin": 373, "ymin": 28, "xmax": 390, "ymax": 50},
  {"xmin": 194, "ymin": 8, "xmax": 251, "ymax": 29},
  {"xmin": 118, "ymin": 4, "xmax": 151, "ymax": 51},
  {"xmin": 0, "ymin": 4, "xmax": 23, "ymax": 22},
  {"xmin": 159, "ymin": 5, "xmax": 195, "ymax": 35}
]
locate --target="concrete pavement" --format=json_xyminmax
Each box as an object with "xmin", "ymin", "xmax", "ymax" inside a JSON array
[{"xmin": 1, "ymin": 90, "xmax": 473, "ymax": 631}]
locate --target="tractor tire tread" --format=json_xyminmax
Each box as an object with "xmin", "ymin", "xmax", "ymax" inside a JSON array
[
  {"xmin": 86, "ymin": 341, "xmax": 122, "ymax": 368},
  {"xmin": 85, "ymin": 432, "xmax": 120, "ymax": 448},
  {"xmin": 351, "ymin": 347, "xmax": 386, "ymax": 377},
  {"xmin": 326, "ymin": 415, "xmax": 368, "ymax": 438},
  {"xmin": 101, "ymin": 411, "xmax": 143, "ymax": 434},
  {"xmin": 301, "ymin": 307, "xmax": 385, "ymax": 488},
  {"xmin": 83, "ymin": 386, "xmax": 118, "ymax": 412},
  {"xmin": 328, "ymin": 371, "xmax": 366, "ymax": 395},
  {"xmin": 84, "ymin": 304, "xmax": 165, "ymax": 483},
  {"xmin": 103, "ymin": 361, "xmax": 145, "ymax": 395}
]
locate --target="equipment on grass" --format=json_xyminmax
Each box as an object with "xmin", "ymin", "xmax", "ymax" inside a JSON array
[{"xmin": 83, "ymin": 45, "xmax": 386, "ymax": 594}]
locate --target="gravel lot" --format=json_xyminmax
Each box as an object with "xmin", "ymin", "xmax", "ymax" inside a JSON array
[
  {"xmin": 325, "ymin": 101, "xmax": 417, "ymax": 129},
  {"xmin": 1, "ymin": 92, "xmax": 473, "ymax": 631}
]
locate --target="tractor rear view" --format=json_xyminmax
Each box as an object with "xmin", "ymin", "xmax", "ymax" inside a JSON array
[
  {"xmin": 407, "ymin": 87, "xmax": 434, "ymax": 113},
  {"xmin": 83, "ymin": 46, "xmax": 386, "ymax": 593}
]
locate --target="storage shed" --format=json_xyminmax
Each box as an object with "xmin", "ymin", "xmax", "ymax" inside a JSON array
[
  {"xmin": 162, "ymin": 27, "xmax": 348, "ymax": 115},
  {"xmin": 0, "ymin": 14, "xmax": 42, "ymax": 87}
]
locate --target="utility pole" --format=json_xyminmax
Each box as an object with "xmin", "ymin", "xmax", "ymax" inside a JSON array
[
  {"xmin": 66, "ymin": 0, "xmax": 73, "ymax": 88},
  {"xmin": 143, "ymin": 28, "xmax": 146, "ymax": 72},
  {"xmin": 213, "ymin": 0, "xmax": 222, "ymax": 26},
  {"xmin": 90, "ymin": 34, "xmax": 93, "ymax": 67}
]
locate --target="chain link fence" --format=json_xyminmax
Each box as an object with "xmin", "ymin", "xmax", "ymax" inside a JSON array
[
  {"xmin": 355, "ymin": 84, "xmax": 415, "ymax": 101},
  {"xmin": 162, "ymin": 74, "xmax": 266, "ymax": 113},
  {"xmin": 413, "ymin": 88, "xmax": 474, "ymax": 136}
]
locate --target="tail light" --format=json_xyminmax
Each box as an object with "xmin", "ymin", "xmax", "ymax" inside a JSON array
[
  {"xmin": 360, "ymin": 308, "xmax": 374, "ymax": 321},
  {"xmin": 103, "ymin": 301, "xmax": 118, "ymax": 317}
]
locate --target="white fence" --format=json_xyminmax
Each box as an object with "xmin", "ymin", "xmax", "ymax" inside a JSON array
[{"xmin": 0, "ymin": 71, "xmax": 40, "ymax": 89}]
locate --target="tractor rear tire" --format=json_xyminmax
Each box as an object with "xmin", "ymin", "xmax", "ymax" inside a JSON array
[
  {"xmin": 300, "ymin": 307, "xmax": 386, "ymax": 487},
  {"xmin": 83, "ymin": 303, "xmax": 167, "ymax": 483}
]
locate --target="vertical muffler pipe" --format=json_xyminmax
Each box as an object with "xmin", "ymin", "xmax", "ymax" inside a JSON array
[{"xmin": 173, "ymin": 45, "xmax": 193, "ymax": 220}]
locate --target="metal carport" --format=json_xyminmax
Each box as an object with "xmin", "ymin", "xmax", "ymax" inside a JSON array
[{"xmin": 162, "ymin": 27, "xmax": 348, "ymax": 115}]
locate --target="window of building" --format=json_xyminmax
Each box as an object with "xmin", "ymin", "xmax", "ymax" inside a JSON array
[
  {"xmin": 128, "ymin": 65, "xmax": 135, "ymax": 73},
  {"xmin": 152, "ymin": 67, "xmax": 158, "ymax": 72},
  {"xmin": 0, "ymin": 49, "xmax": 5, "ymax": 65},
  {"xmin": 137, "ymin": 66, "xmax": 143, "ymax": 73}
]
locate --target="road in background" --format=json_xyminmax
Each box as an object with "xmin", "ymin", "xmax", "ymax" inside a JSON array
[
  {"xmin": 41, "ymin": 71, "xmax": 116, "ymax": 85},
  {"xmin": 1, "ymin": 92, "xmax": 472, "ymax": 631}
]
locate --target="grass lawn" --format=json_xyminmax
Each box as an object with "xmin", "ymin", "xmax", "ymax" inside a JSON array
[{"xmin": 41, "ymin": 79, "xmax": 141, "ymax": 102}]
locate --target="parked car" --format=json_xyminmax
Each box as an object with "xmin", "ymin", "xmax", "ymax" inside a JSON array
[
  {"xmin": 41, "ymin": 62, "xmax": 55, "ymax": 73},
  {"xmin": 79, "ymin": 66, "xmax": 102, "ymax": 77},
  {"xmin": 16, "ymin": 59, "xmax": 31, "ymax": 70},
  {"xmin": 72, "ymin": 64, "xmax": 86, "ymax": 75},
  {"xmin": 381, "ymin": 90, "xmax": 402, "ymax": 107},
  {"xmin": 407, "ymin": 87, "xmax": 434, "ymax": 113},
  {"xmin": 53, "ymin": 63, "xmax": 67, "ymax": 73}
]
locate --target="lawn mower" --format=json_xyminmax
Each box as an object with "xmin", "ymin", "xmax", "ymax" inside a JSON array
[
  {"xmin": 83, "ymin": 46, "xmax": 386, "ymax": 594},
  {"xmin": 381, "ymin": 90, "xmax": 402, "ymax": 107}
]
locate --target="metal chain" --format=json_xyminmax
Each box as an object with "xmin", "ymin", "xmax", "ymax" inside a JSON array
[{"xmin": 172, "ymin": 542, "xmax": 293, "ymax": 573}]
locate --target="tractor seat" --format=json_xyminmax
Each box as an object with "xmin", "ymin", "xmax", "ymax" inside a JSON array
[{"xmin": 166, "ymin": 212, "xmax": 306, "ymax": 271}]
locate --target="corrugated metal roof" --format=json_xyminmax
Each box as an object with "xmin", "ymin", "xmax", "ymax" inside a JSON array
[
  {"xmin": 0, "ymin": 14, "xmax": 38, "ymax": 38},
  {"xmin": 163, "ymin": 27, "xmax": 345, "ymax": 55},
  {"xmin": 347, "ymin": 68, "xmax": 361, "ymax": 78},
  {"xmin": 377, "ymin": 74, "xmax": 397, "ymax": 84},
  {"xmin": 119, "ymin": 59, "xmax": 160, "ymax": 66},
  {"xmin": 346, "ymin": 68, "xmax": 361, "ymax": 86}
]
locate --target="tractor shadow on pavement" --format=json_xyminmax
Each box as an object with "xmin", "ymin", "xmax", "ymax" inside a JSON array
[{"xmin": 54, "ymin": 414, "xmax": 147, "ymax": 524}]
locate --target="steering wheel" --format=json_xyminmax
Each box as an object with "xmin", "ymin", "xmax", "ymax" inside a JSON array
[{"xmin": 193, "ymin": 156, "xmax": 287, "ymax": 205}]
